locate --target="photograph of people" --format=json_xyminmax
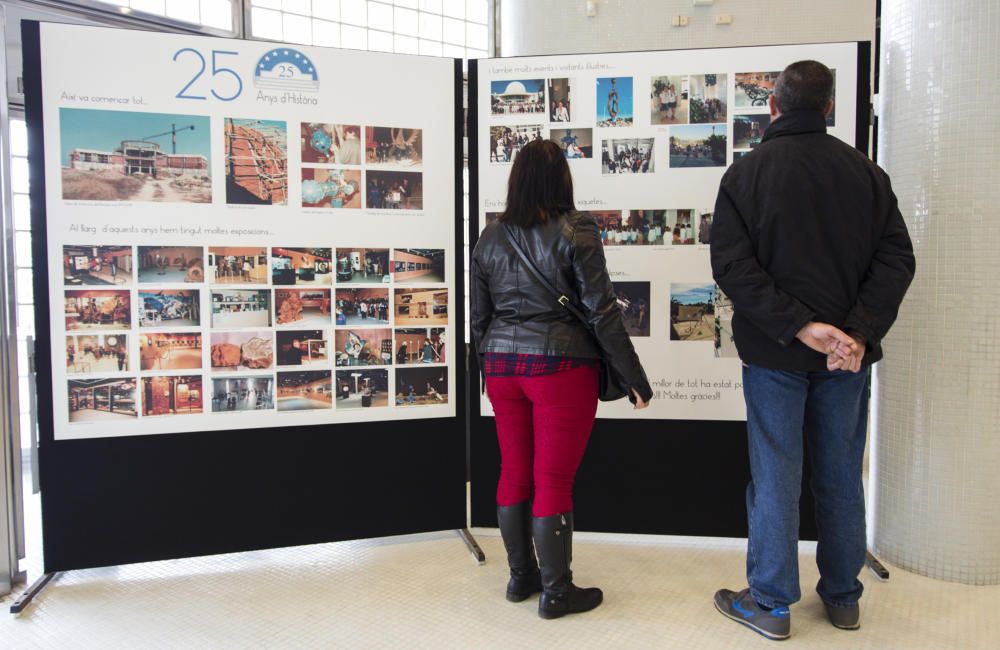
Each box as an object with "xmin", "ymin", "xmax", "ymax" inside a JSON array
[
  {"xmin": 470, "ymin": 139, "xmax": 652, "ymax": 617},
  {"xmin": 365, "ymin": 127, "xmax": 423, "ymax": 168},
  {"xmin": 666, "ymin": 209, "xmax": 697, "ymax": 245},
  {"xmin": 689, "ymin": 73, "xmax": 728, "ymax": 123},
  {"xmin": 208, "ymin": 247, "xmax": 268, "ymax": 285},
  {"xmin": 601, "ymin": 138, "xmax": 654, "ymax": 174},
  {"xmin": 394, "ymin": 328, "xmax": 445, "ymax": 365},
  {"xmin": 142, "ymin": 376, "xmax": 203, "ymax": 416},
  {"xmin": 336, "ymin": 248, "xmax": 390, "ymax": 284},
  {"xmin": 65, "ymin": 334, "xmax": 129, "ymax": 374},
  {"xmin": 301, "ymin": 168, "xmax": 362, "ymax": 209},
  {"xmin": 596, "ymin": 77, "xmax": 634, "ymax": 127},
  {"xmin": 209, "ymin": 289, "xmax": 271, "ymax": 328},
  {"xmin": 67, "ymin": 378, "xmax": 137, "ymax": 421},
  {"xmin": 276, "ymin": 330, "xmax": 328, "ymax": 367},
  {"xmin": 334, "ymin": 369, "xmax": 389, "ymax": 409},
  {"xmin": 137, "ymin": 246, "xmax": 204, "ymax": 283},
  {"xmin": 489, "ymin": 125, "xmax": 545, "ymax": 164},
  {"xmin": 621, "ymin": 210, "xmax": 669, "ymax": 246},
  {"xmin": 59, "ymin": 108, "xmax": 211, "ymax": 203},
  {"xmin": 300, "ymin": 123, "xmax": 362, "ymax": 165},
  {"xmin": 490, "ymin": 79, "xmax": 545, "ymax": 116},
  {"xmin": 139, "ymin": 333, "xmax": 202, "ymax": 371},
  {"xmin": 698, "ymin": 211, "xmax": 714, "ymax": 245},
  {"xmin": 275, "ymin": 289, "xmax": 331, "ymax": 327},
  {"xmin": 733, "ymin": 114, "xmax": 772, "ymax": 149},
  {"xmin": 669, "ymin": 283, "xmax": 715, "ymax": 341},
  {"xmin": 393, "ymin": 288, "xmax": 447, "ymax": 326},
  {"xmin": 334, "ymin": 329, "xmax": 393, "ymax": 366},
  {"xmin": 224, "ymin": 118, "xmax": 288, "ymax": 205},
  {"xmin": 391, "ymin": 249, "xmax": 445, "ymax": 284},
  {"xmin": 271, "ymin": 248, "xmax": 333, "ymax": 285},
  {"xmin": 395, "ymin": 367, "xmax": 448, "ymax": 406},
  {"xmin": 669, "ymin": 124, "xmax": 727, "ymax": 168},
  {"xmin": 276, "ymin": 371, "xmax": 333, "ymax": 411},
  {"xmin": 365, "ymin": 171, "xmax": 423, "ymax": 210},
  {"xmin": 611, "ymin": 282, "xmax": 651, "ymax": 337},
  {"xmin": 548, "ymin": 78, "xmax": 572, "ymax": 122},
  {"xmin": 210, "ymin": 331, "xmax": 273, "ymax": 371},
  {"xmin": 735, "ymin": 71, "xmax": 781, "ymax": 108},
  {"xmin": 63, "ymin": 245, "xmax": 132, "ymax": 286},
  {"xmin": 335, "ymin": 288, "xmax": 390, "ymax": 326},
  {"xmin": 64, "ymin": 290, "xmax": 131, "ymax": 330},
  {"xmin": 585, "ymin": 211, "xmax": 622, "ymax": 245},
  {"xmin": 549, "ymin": 128, "xmax": 592, "ymax": 159},
  {"xmin": 211, "ymin": 376, "xmax": 275, "ymax": 412},
  {"xmin": 650, "ymin": 75, "xmax": 689, "ymax": 125}
]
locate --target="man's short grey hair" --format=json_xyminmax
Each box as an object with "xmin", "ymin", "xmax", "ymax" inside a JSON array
[{"xmin": 773, "ymin": 60, "xmax": 834, "ymax": 113}]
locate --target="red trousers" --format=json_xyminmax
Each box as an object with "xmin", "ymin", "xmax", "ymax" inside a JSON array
[{"xmin": 486, "ymin": 365, "xmax": 599, "ymax": 517}]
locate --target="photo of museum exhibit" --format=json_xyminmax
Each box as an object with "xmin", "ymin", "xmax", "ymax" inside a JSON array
[
  {"xmin": 138, "ymin": 290, "xmax": 201, "ymax": 328},
  {"xmin": 301, "ymin": 168, "xmax": 362, "ymax": 209},
  {"xmin": 142, "ymin": 375, "xmax": 203, "ymax": 416},
  {"xmin": 336, "ymin": 248, "xmax": 390, "ymax": 284},
  {"xmin": 336, "ymin": 288, "xmax": 390, "ymax": 326},
  {"xmin": 391, "ymin": 249, "xmax": 445, "ymax": 283},
  {"xmin": 334, "ymin": 328, "xmax": 392, "ymax": 367},
  {"xmin": 64, "ymin": 289, "xmax": 131, "ymax": 330},
  {"xmin": 300, "ymin": 123, "xmax": 362, "ymax": 165},
  {"xmin": 271, "ymin": 248, "xmax": 332, "ymax": 286},
  {"xmin": 365, "ymin": 127, "xmax": 423, "ymax": 168},
  {"xmin": 211, "ymin": 290, "xmax": 271, "ymax": 328},
  {"xmin": 394, "ymin": 288, "xmax": 448, "ymax": 326},
  {"xmin": 334, "ymin": 369, "xmax": 388, "ymax": 409},
  {"xmin": 223, "ymin": 118, "xmax": 288, "ymax": 205},
  {"xmin": 210, "ymin": 331, "xmax": 273, "ymax": 371},
  {"xmin": 276, "ymin": 330, "xmax": 328, "ymax": 367},
  {"xmin": 550, "ymin": 128, "xmax": 592, "ymax": 159},
  {"xmin": 62, "ymin": 245, "xmax": 132, "ymax": 286},
  {"xmin": 275, "ymin": 289, "xmax": 331, "ymax": 327},
  {"xmin": 276, "ymin": 371, "xmax": 333, "ymax": 411},
  {"xmin": 395, "ymin": 367, "xmax": 448, "ymax": 406},
  {"xmin": 137, "ymin": 246, "xmax": 204, "ymax": 283},
  {"xmin": 139, "ymin": 333, "xmax": 202, "ymax": 371},
  {"xmin": 596, "ymin": 77, "xmax": 634, "ymax": 127},
  {"xmin": 210, "ymin": 376, "xmax": 275, "ymax": 412},
  {"xmin": 65, "ymin": 334, "xmax": 128, "ymax": 374},
  {"xmin": 394, "ymin": 328, "xmax": 446, "ymax": 365},
  {"xmin": 66, "ymin": 378, "xmax": 137, "ymax": 421},
  {"xmin": 208, "ymin": 247, "xmax": 268, "ymax": 285}
]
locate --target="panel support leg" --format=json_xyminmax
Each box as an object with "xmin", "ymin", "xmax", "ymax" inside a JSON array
[
  {"xmin": 866, "ymin": 550, "xmax": 889, "ymax": 581},
  {"xmin": 458, "ymin": 528, "xmax": 485, "ymax": 564},
  {"xmin": 9, "ymin": 572, "xmax": 58, "ymax": 614}
]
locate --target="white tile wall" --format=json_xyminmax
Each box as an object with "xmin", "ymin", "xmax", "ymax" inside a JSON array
[{"xmin": 873, "ymin": 0, "xmax": 1000, "ymax": 585}]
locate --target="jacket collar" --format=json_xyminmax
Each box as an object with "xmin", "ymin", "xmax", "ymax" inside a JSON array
[{"xmin": 761, "ymin": 110, "xmax": 827, "ymax": 143}]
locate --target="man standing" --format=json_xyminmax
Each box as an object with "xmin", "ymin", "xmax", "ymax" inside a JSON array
[{"xmin": 710, "ymin": 61, "xmax": 914, "ymax": 640}]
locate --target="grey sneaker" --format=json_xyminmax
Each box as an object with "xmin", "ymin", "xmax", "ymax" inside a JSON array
[
  {"xmin": 824, "ymin": 602, "xmax": 861, "ymax": 630},
  {"xmin": 714, "ymin": 588, "xmax": 791, "ymax": 641}
]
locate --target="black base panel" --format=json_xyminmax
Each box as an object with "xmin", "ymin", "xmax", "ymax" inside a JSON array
[
  {"xmin": 470, "ymin": 416, "xmax": 818, "ymax": 540},
  {"xmin": 41, "ymin": 418, "xmax": 466, "ymax": 572}
]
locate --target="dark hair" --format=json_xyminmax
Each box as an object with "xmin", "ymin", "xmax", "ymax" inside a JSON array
[
  {"xmin": 773, "ymin": 60, "xmax": 834, "ymax": 113},
  {"xmin": 499, "ymin": 139, "xmax": 575, "ymax": 227}
]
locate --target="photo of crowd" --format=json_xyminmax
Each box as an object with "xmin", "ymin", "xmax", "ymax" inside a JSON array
[
  {"xmin": 276, "ymin": 371, "xmax": 332, "ymax": 411},
  {"xmin": 666, "ymin": 209, "xmax": 697, "ymax": 245},
  {"xmin": 208, "ymin": 247, "xmax": 268, "ymax": 285},
  {"xmin": 365, "ymin": 127, "xmax": 423, "ymax": 168},
  {"xmin": 336, "ymin": 248, "xmax": 390, "ymax": 284},
  {"xmin": 271, "ymin": 248, "xmax": 332, "ymax": 286},
  {"xmin": 211, "ymin": 376, "xmax": 275, "ymax": 412},
  {"xmin": 66, "ymin": 334, "xmax": 128, "ymax": 374},
  {"xmin": 68, "ymin": 378, "xmax": 137, "ymax": 422},
  {"xmin": 142, "ymin": 375, "xmax": 203, "ymax": 416},
  {"xmin": 601, "ymin": 138, "xmax": 655, "ymax": 174},
  {"xmin": 550, "ymin": 128, "xmax": 592, "ymax": 159},
  {"xmin": 491, "ymin": 79, "xmax": 546, "ymax": 116},
  {"xmin": 733, "ymin": 114, "xmax": 771, "ymax": 149},
  {"xmin": 612, "ymin": 282, "xmax": 650, "ymax": 337},
  {"xmin": 366, "ymin": 170, "xmax": 423, "ymax": 210},
  {"xmin": 596, "ymin": 77, "xmax": 634, "ymax": 127},
  {"xmin": 548, "ymin": 78, "xmax": 573, "ymax": 122},
  {"xmin": 650, "ymin": 75, "xmax": 689, "ymax": 125},
  {"xmin": 335, "ymin": 288, "xmax": 390, "ymax": 326},
  {"xmin": 598, "ymin": 210, "xmax": 668, "ymax": 246},
  {"xmin": 394, "ymin": 328, "xmax": 445, "ymax": 365},
  {"xmin": 139, "ymin": 290, "xmax": 201, "ymax": 328},
  {"xmin": 275, "ymin": 289, "xmax": 330, "ymax": 327},
  {"xmin": 489, "ymin": 125, "xmax": 545, "ymax": 163},
  {"xmin": 63, "ymin": 245, "xmax": 132, "ymax": 286},
  {"xmin": 334, "ymin": 328, "xmax": 393, "ymax": 367},
  {"xmin": 396, "ymin": 367, "xmax": 448, "ymax": 406},
  {"xmin": 140, "ymin": 333, "xmax": 202, "ymax": 371},
  {"xmin": 300, "ymin": 123, "xmax": 362, "ymax": 165},
  {"xmin": 688, "ymin": 74, "xmax": 728, "ymax": 124},
  {"xmin": 64, "ymin": 290, "xmax": 131, "ymax": 330},
  {"xmin": 670, "ymin": 283, "xmax": 716, "ymax": 342},
  {"xmin": 137, "ymin": 246, "xmax": 204, "ymax": 283},
  {"xmin": 669, "ymin": 124, "xmax": 727, "ymax": 168},
  {"xmin": 301, "ymin": 168, "xmax": 362, "ymax": 209},
  {"xmin": 209, "ymin": 289, "xmax": 270, "ymax": 328},
  {"xmin": 210, "ymin": 331, "xmax": 273, "ymax": 371},
  {"xmin": 276, "ymin": 330, "xmax": 329, "ymax": 367},
  {"xmin": 335, "ymin": 369, "xmax": 389, "ymax": 409},
  {"xmin": 735, "ymin": 71, "xmax": 780, "ymax": 108}
]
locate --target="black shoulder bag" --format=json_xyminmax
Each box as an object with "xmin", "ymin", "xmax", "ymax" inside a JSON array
[{"xmin": 502, "ymin": 224, "xmax": 628, "ymax": 402}]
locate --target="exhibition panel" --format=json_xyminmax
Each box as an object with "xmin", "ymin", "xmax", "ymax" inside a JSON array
[
  {"xmin": 469, "ymin": 43, "xmax": 870, "ymax": 535},
  {"xmin": 25, "ymin": 22, "xmax": 466, "ymax": 571}
]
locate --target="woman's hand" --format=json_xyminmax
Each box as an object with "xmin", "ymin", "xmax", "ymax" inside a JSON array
[{"xmin": 631, "ymin": 388, "xmax": 649, "ymax": 410}]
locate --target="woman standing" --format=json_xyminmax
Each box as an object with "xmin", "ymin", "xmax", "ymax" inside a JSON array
[{"xmin": 471, "ymin": 139, "xmax": 652, "ymax": 619}]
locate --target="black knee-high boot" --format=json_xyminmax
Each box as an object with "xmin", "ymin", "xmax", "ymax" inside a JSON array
[
  {"xmin": 497, "ymin": 502, "xmax": 542, "ymax": 602},
  {"xmin": 533, "ymin": 513, "xmax": 603, "ymax": 619}
]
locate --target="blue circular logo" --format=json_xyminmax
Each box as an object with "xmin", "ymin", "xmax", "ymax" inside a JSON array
[{"xmin": 254, "ymin": 49, "xmax": 319, "ymax": 92}]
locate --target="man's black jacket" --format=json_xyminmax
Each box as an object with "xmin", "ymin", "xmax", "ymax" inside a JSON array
[{"xmin": 710, "ymin": 110, "xmax": 915, "ymax": 371}]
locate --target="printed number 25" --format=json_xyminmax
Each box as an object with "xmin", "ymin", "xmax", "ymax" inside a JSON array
[{"xmin": 174, "ymin": 49, "xmax": 243, "ymax": 101}]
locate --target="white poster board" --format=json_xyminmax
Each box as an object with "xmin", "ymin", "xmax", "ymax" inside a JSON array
[
  {"xmin": 39, "ymin": 23, "xmax": 458, "ymax": 440},
  {"xmin": 475, "ymin": 43, "xmax": 859, "ymax": 421}
]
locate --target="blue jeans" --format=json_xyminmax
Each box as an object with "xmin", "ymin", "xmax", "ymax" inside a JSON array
[{"xmin": 742, "ymin": 364, "xmax": 869, "ymax": 609}]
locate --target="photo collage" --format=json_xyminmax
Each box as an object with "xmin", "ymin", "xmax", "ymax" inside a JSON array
[
  {"xmin": 62, "ymin": 244, "xmax": 450, "ymax": 423},
  {"xmin": 59, "ymin": 108, "xmax": 424, "ymax": 211}
]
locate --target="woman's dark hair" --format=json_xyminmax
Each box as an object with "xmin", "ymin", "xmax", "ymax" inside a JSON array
[{"xmin": 499, "ymin": 139, "xmax": 575, "ymax": 227}]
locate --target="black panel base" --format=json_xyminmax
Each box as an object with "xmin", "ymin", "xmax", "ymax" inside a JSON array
[
  {"xmin": 458, "ymin": 528, "xmax": 486, "ymax": 564},
  {"xmin": 866, "ymin": 551, "xmax": 890, "ymax": 581},
  {"xmin": 9, "ymin": 572, "xmax": 59, "ymax": 615}
]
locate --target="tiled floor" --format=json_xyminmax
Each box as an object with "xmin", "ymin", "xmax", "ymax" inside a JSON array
[{"xmin": 2, "ymin": 480, "xmax": 998, "ymax": 649}]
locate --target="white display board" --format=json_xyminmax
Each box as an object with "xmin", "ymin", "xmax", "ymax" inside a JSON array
[
  {"xmin": 39, "ymin": 23, "xmax": 458, "ymax": 440},
  {"xmin": 475, "ymin": 43, "xmax": 859, "ymax": 421}
]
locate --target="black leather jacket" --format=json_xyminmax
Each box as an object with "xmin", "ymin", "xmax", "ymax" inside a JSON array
[{"xmin": 471, "ymin": 211, "xmax": 653, "ymax": 401}]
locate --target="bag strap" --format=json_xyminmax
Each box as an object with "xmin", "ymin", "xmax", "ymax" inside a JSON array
[{"xmin": 502, "ymin": 223, "xmax": 590, "ymax": 326}]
